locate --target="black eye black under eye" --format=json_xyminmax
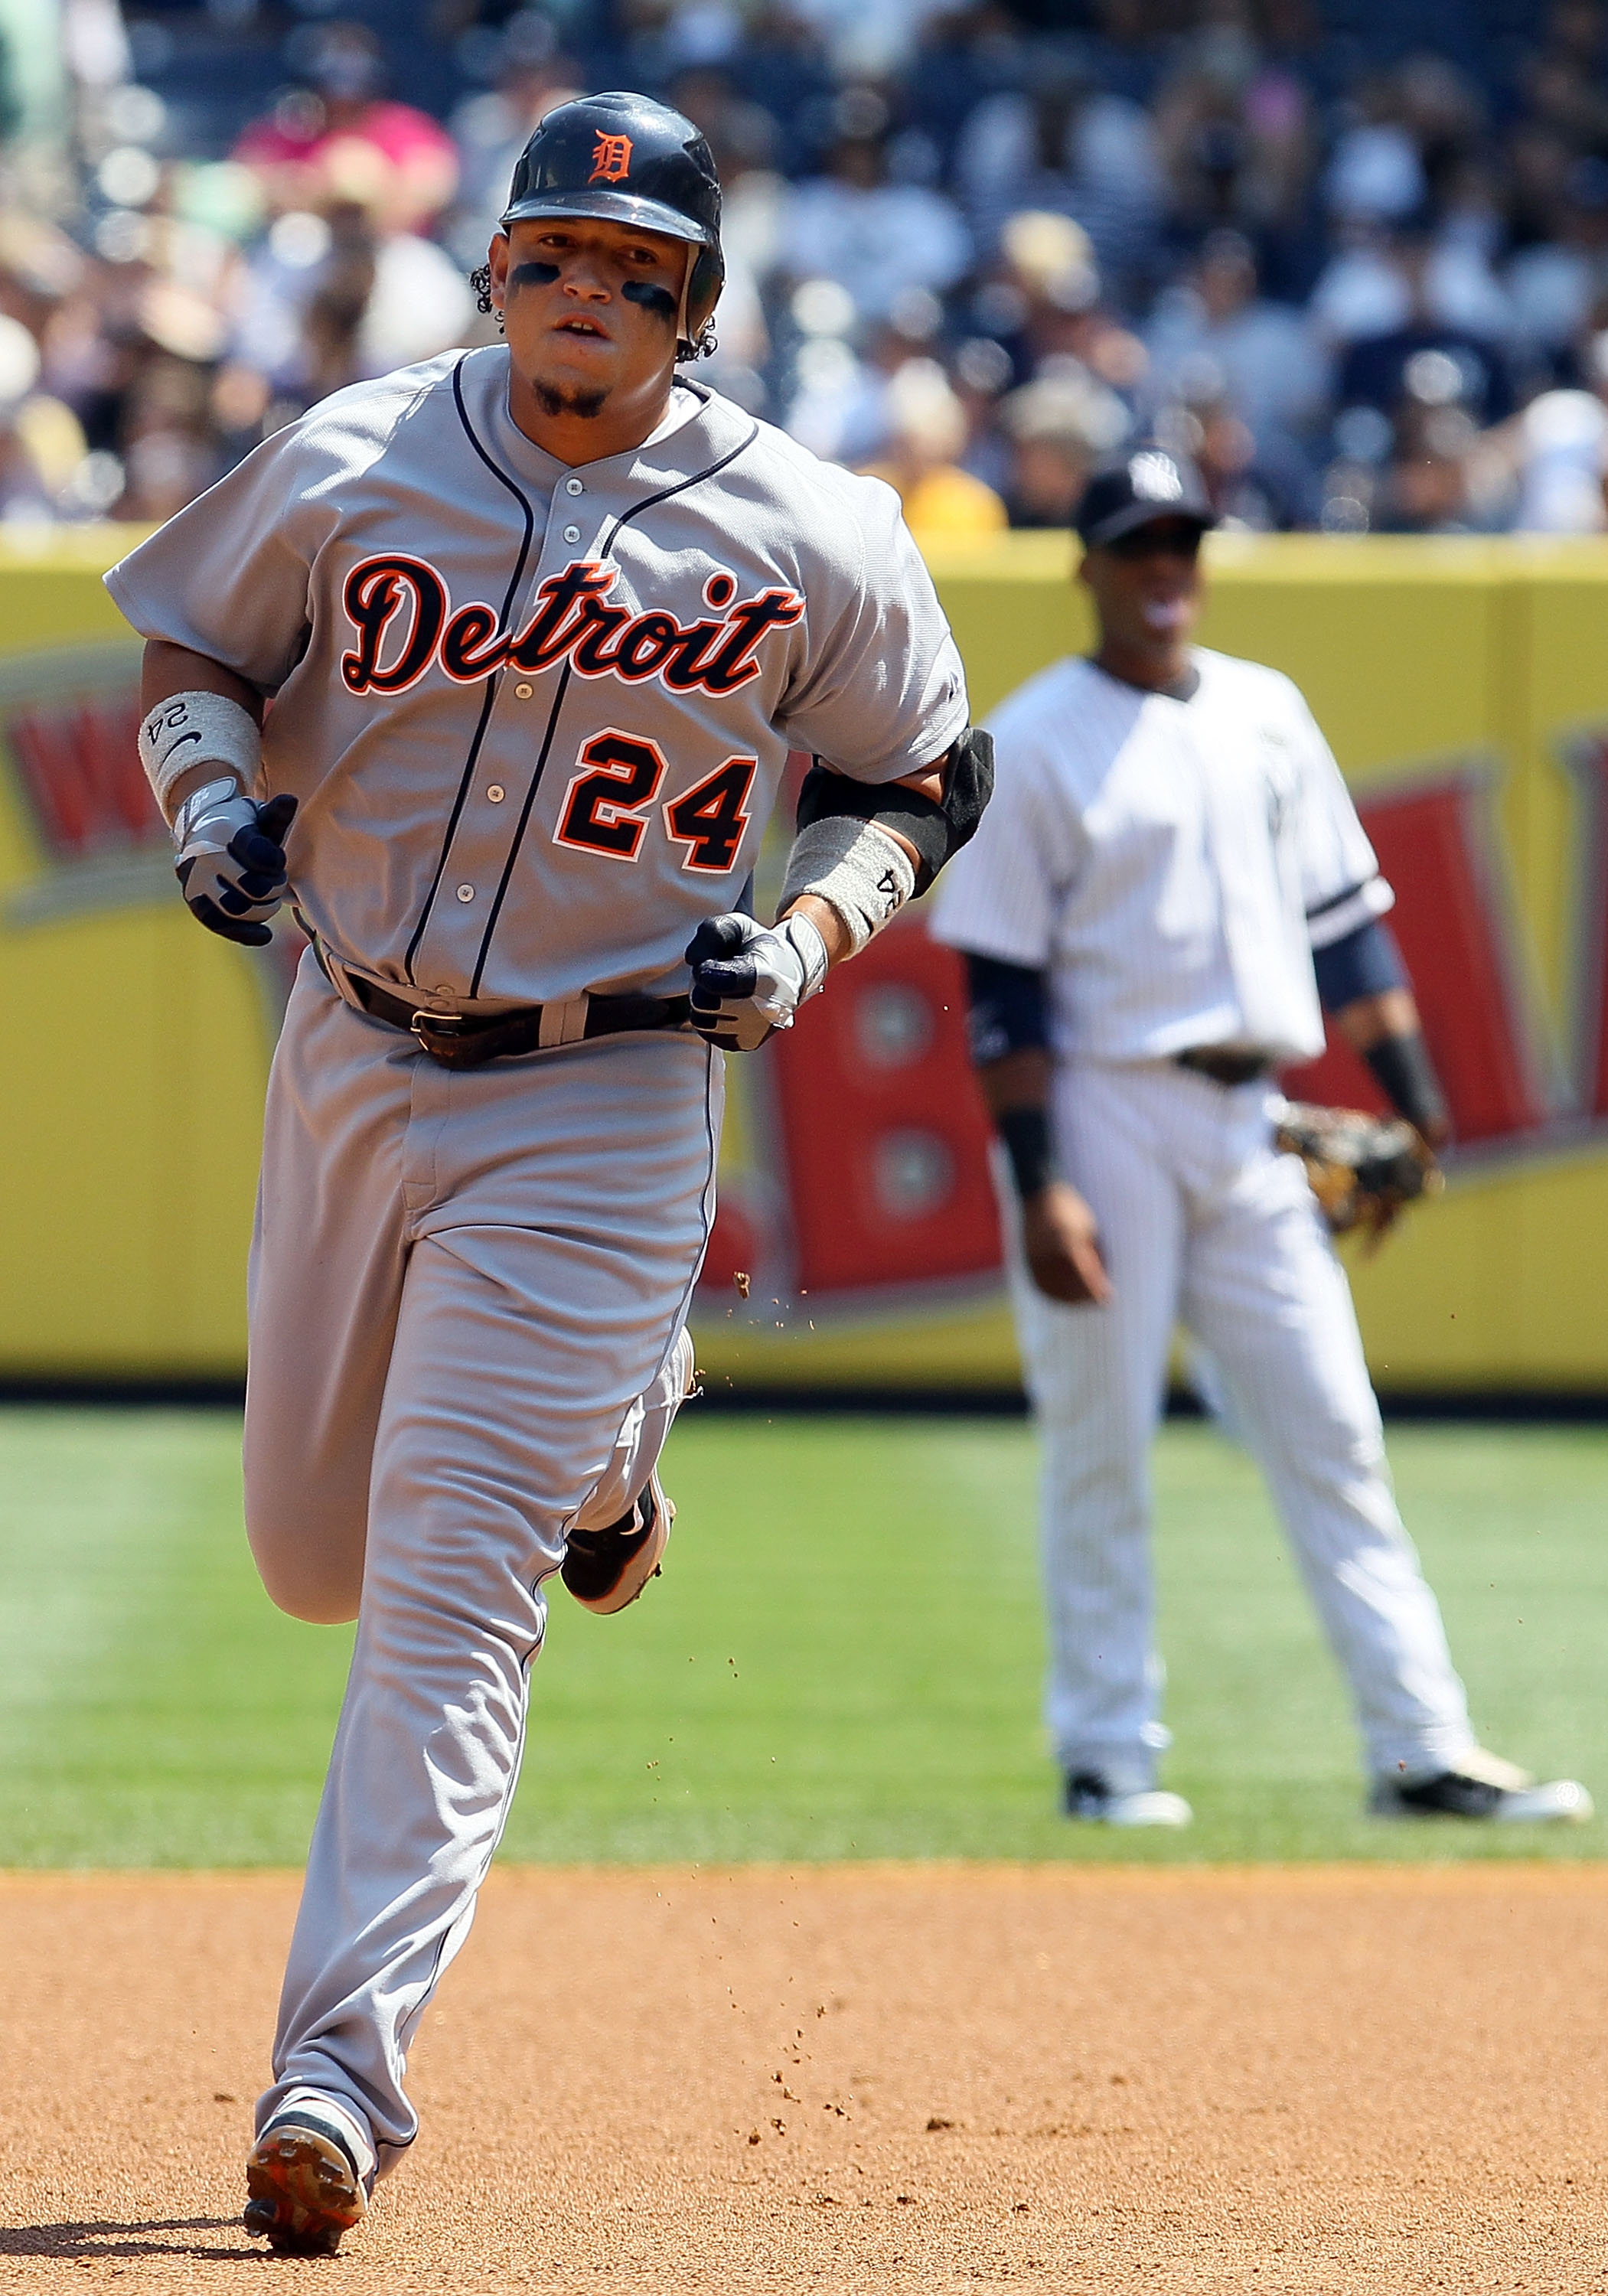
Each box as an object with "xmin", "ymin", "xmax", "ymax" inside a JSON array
[
  {"xmin": 622, "ymin": 279, "xmax": 677, "ymax": 318},
  {"xmin": 508, "ymin": 262, "xmax": 560, "ymax": 289}
]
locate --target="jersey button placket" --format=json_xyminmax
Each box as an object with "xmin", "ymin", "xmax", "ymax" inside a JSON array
[
  {"xmin": 411, "ymin": 480, "xmax": 611, "ymax": 992},
  {"xmin": 420, "ymin": 476, "xmax": 621, "ymax": 996}
]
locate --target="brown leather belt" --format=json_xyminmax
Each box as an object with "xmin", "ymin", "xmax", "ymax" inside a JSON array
[
  {"xmin": 347, "ymin": 971, "xmax": 692, "ymax": 1069},
  {"xmin": 1174, "ymin": 1045, "xmax": 1274, "ymax": 1088}
]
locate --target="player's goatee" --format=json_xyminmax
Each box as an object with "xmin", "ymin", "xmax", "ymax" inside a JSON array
[{"xmin": 533, "ymin": 380, "xmax": 607, "ymax": 419}]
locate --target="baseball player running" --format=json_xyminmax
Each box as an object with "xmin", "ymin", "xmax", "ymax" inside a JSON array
[
  {"xmin": 933, "ymin": 445, "xmax": 1589, "ymax": 1833},
  {"xmin": 107, "ymin": 91, "xmax": 988, "ymax": 2255}
]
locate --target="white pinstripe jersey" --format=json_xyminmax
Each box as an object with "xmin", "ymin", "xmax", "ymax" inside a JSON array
[
  {"xmin": 931, "ymin": 647, "xmax": 1391, "ymax": 1065},
  {"xmin": 106, "ymin": 347, "xmax": 968, "ymax": 1009}
]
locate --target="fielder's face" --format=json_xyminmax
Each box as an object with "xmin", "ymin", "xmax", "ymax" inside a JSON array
[
  {"xmin": 1080, "ymin": 517, "xmax": 1205, "ymax": 654},
  {"xmin": 489, "ymin": 217, "xmax": 690, "ymax": 421}
]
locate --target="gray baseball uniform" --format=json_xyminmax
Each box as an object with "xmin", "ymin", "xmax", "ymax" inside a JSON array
[{"xmin": 106, "ymin": 344, "xmax": 968, "ymax": 2170}]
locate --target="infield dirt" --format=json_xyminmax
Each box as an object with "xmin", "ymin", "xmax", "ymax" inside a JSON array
[{"xmin": 0, "ymin": 1864, "xmax": 1602, "ymax": 2292}]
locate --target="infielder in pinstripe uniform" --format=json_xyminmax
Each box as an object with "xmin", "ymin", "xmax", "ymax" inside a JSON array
[
  {"xmin": 934, "ymin": 445, "xmax": 1588, "ymax": 1835},
  {"xmin": 106, "ymin": 92, "xmax": 989, "ymax": 2255}
]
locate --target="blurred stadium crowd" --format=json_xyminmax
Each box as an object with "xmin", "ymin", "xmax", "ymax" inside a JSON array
[{"xmin": 3, "ymin": 0, "xmax": 1608, "ymax": 535}]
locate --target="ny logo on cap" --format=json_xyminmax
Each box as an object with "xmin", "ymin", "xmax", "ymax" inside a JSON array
[
  {"xmin": 590, "ymin": 133, "xmax": 633, "ymax": 183},
  {"xmin": 1129, "ymin": 451, "xmax": 1184, "ymax": 502}
]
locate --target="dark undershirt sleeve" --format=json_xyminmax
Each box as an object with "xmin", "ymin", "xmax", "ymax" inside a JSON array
[
  {"xmin": 962, "ymin": 950, "xmax": 1050, "ymax": 1067},
  {"xmin": 1311, "ymin": 918, "xmax": 1407, "ymax": 1013}
]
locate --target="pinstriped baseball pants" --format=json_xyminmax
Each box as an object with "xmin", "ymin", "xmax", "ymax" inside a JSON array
[
  {"xmin": 1008, "ymin": 1056, "xmax": 1475, "ymax": 1795},
  {"xmin": 243, "ymin": 953, "xmax": 719, "ymax": 2170}
]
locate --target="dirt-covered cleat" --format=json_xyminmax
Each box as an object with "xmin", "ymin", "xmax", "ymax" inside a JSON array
[
  {"xmin": 243, "ymin": 2110, "xmax": 371, "ymax": 2257},
  {"xmin": 561, "ymin": 1470, "xmax": 674, "ymax": 1615},
  {"xmin": 1064, "ymin": 1769, "xmax": 1194, "ymax": 1827},
  {"xmin": 1369, "ymin": 1746, "xmax": 1593, "ymax": 1823}
]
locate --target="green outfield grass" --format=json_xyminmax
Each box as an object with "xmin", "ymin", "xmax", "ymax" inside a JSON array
[{"xmin": 0, "ymin": 1407, "xmax": 1603, "ymax": 1867}]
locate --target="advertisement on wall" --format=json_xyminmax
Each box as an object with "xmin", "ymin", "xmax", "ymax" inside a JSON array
[{"xmin": 2, "ymin": 531, "xmax": 1607, "ymax": 1390}]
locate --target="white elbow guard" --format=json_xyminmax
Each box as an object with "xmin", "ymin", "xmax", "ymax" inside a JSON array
[
  {"xmin": 778, "ymin": 814, "xmax": 916, "ymax": 957},
  {"xmin": 139, "ymin": 688, "xmax": 262, "ymax": 823}
]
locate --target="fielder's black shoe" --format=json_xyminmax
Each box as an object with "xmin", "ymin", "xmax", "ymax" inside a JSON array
[
  {"xmin": 560, "ymin": 1471, "xmax": 674, "ymax": 1615},
  {"xmin": 244, "ymin": 2105, "xmax": 374, "ymax": 2256},
  {"xmin": 1063, "ymin": 1769, "xmax": 1193, "ymax": 1827},
  {"xmin": 1369, "ymin": 1747, "xmax": 1593, "ymax": 1822}
]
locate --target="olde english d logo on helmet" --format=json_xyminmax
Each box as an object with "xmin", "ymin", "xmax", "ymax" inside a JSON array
[
  {"xmin": 340, "ymin": 555, "xmax": 803, "ymax": 698},
  {"xmin": 589, "ymin": 132, "xmax": 632, "ymax": 183}
]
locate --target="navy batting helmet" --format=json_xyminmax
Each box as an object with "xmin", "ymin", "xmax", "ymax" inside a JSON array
[{"xmin": 501, "ymin": 91, "xmax": 723, "ymax": 358}]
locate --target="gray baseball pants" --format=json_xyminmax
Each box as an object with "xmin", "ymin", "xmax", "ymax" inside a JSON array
[{"xmin": 244, "ymin": 954, "xmax": 719, "ymax": 2170}]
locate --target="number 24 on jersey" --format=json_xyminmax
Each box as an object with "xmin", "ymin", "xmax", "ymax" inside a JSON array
[{"xmin": 554, "ymin": 731, "xmax": 755, "ymax": 874}]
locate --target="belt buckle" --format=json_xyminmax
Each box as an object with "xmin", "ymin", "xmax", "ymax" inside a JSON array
[{"xmin": 412, "ymin": 1007, "xmax": 467, "ymax": 1041}]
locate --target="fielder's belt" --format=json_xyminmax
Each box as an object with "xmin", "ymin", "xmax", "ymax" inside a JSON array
[
  {"xmin": 1174, "ymin": 1045, "xmax": 1275, "ymax": 1088},
  {"xmin": 338, "ymin": 967, "xmax": 691, "ymax": 1069}
]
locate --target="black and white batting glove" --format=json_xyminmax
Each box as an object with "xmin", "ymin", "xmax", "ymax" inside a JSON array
[
  {"xmin": 684, "ymin": 911, "xmax": 830, "ymax": 1053},
  {"xmin": 172, "ymin": 779, "xmax": 298, "ymax": 947}
]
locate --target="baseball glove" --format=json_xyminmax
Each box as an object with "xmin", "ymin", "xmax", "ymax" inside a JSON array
[{"xmin": 1274, "ymin": 1101, "xmax": 1443, "ymax": 1241}]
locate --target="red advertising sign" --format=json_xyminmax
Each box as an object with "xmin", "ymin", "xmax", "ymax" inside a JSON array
[
  {"xmin": 767, "ymin": 915, "xmax": 1001, "ymax": 1298},
  {"xmin": 721, "ymin": 755, "xmax": 1569, "ymax": 1308}
]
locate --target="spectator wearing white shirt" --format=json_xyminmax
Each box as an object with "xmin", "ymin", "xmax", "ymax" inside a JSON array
[
  {"xmin": 1311, "ymin": 217, "xmax": 1513, "ymax": 353},
  {"xmin": 958, "ymin": 60, "xmax": 1166, "ymax": 308},
  {"xmin": 779, "ymin": 111, "xmax": 970, "ymax": 324},
  {"xmin": 1144, "ymin": 230, "xmax": 1327, "ymax": 455},
  {"xmin": 1505, "ymin": 157, "xmax": 1608, "ymax": 382}
]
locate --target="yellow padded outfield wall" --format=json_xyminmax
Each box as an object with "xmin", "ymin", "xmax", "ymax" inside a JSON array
[{"xmin": 0, "ymin": 527, "xmax": 1605, "ymax": 1391}]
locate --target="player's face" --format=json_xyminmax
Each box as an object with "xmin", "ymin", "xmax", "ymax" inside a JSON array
[
  {"xmin": 491, "ymin": 217, "xmax": 690, "ymax": 417},
  {"xmin": 1080, "ymin": 519, "xmax": 1205, "ymax": 651}
]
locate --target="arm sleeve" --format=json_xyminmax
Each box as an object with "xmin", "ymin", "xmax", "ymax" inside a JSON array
[
  {"xmin": 1286, "ymin": 686, "xmax": 1396, "ymax": 948},
  {"xmin": 103, "ymin": 419, "xmax": 329, "ymax": 692},
  {"xmin": 962, "ymin": 951, "xmax": 1050, "ymax": 1066},
  {"xmin": 929, "ymin": 716, "xmax": 1071, "ymax": 967},
  {"xmin": 775, "ymin": 473, "xmax": 970, "ymax": 782},
  {"xmin": 1311, "ymin": 917, "xmax": 1407, "ymax": 1012}
]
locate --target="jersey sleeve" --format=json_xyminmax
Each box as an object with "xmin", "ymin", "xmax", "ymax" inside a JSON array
[
  {"xmin": 103, "ymin": 419, "xmax": 331, "ymax": 691},
  {"xmin": 774, "ymin": 474, "xmax": 970, "ymax": 781},
  {"xmin": 1285, "ymin": 683, "xmax": 1396, "ymax": 948},
  {"xmin": 929, "ymin": 705, "xmax": 1072, "ymax": 967}
]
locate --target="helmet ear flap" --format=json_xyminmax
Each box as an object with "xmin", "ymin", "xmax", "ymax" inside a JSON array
[{"xmin": 678, "ymin": 241, "xmax": 725, "ymax": 359}]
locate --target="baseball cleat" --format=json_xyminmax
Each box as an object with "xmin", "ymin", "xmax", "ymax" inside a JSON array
[
  {"xmin": 561, "ymin": 1470, "xmax": 674, "ymax": 1614},
  {"xmin": 1064, "ymin": 1770, "xmax": 1194, "ymax": 1827},
  {"xmin": 1369, "ymin": 1746, "xmax": 1594, "ymax": 1822},
  {"xmin": 243, "ymin": 2108, "xmax": 372, "ymax": 2256}
]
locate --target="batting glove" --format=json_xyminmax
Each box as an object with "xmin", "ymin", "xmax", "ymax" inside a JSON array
[
  {"xmin": 173, "ymin": 781, "xmax": 298, "ymax": 947},
  {"xmin": 684, "ymin": 911, "xmax": 830, "ymax": 1053}
]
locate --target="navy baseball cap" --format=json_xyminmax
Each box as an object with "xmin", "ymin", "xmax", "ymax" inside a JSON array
[{"xmin": 1075, "ymin": 445, "xmax": 1217, "ymax": 547}]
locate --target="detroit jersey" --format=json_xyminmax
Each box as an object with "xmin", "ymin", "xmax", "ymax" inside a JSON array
[
  {"xmin": 931, "ymin": 647, "xmax": 1390, "ymax": 1065},
  {"xmin": 107, "ymin": 347, "xmax": 969, "ymax": 1009}
]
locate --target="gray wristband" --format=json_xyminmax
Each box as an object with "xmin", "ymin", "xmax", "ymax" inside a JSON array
[{"xmin": 778, "ymin": 814, "xmax": 915, "ymax": 956}]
